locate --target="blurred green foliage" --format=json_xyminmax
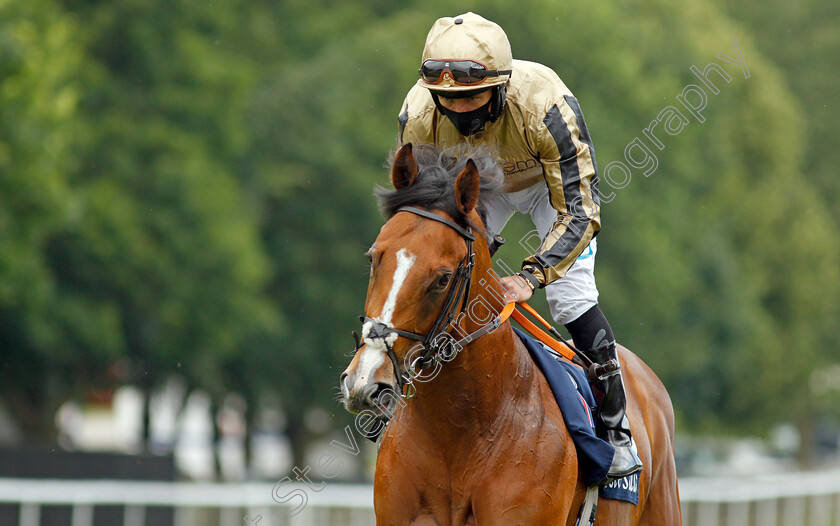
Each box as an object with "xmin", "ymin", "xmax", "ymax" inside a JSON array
[{"xmin": 0, "ymin": 0, "xmax": 837, "ymax": 464}]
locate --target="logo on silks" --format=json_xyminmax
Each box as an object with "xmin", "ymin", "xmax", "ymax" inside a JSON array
[{"xmin": 600, "ymin": 472, "xmax": 640, "ymax": 505}]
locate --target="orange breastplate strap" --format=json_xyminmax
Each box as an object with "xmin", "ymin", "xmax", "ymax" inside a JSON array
[{"xmin": 500, "ymin": 302, "xmax": 577, "ymax": 363}]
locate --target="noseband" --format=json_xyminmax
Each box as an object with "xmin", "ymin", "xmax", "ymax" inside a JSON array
[{"xmin": 356, "ymin": 206, "xmax": 502, "ymax": 396}]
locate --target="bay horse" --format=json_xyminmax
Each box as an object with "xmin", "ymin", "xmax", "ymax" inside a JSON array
[{"xmin": 340, "ymin": 144, "xmax": 681, "ymax": 525}]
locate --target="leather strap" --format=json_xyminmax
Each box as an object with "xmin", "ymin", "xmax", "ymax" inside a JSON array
[
  {"xmin": 510, "ymin": 307, "xmax": 578, "ymax": 362},
  {"xmin": 397, "ymin": 206, "xmax": 475, "ymax": 241}
]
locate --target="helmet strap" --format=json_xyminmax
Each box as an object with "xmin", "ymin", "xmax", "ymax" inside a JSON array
[{"xmin": 489, "ymin": 84, "xmax": 507, "ymax": 123}]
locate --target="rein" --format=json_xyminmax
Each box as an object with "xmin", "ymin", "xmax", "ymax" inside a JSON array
[{"xmin": 356, "ymin": 206, "xmax": 505, "ymax": 396}]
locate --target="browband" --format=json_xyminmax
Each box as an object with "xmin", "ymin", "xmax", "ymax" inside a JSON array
[{"xmin": 397, "ymin": 206, "xmax": 475, "ymax": 241}]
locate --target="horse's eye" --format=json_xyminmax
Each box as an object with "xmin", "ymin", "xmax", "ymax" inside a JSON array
[{"xmin": 437, "ymin": 273, "xmax": 452, "ymax": 289}]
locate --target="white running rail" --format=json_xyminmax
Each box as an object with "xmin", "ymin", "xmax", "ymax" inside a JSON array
[{"xmin": 2, "ymin": 471, "xmax": 840, "ymax": 526}]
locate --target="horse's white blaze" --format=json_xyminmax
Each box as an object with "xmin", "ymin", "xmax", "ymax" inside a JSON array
[
  {"xmin": 380, "ymin": 248, "xmax": 415, "ymax": 324},
  {"xmin": 352, "ymin": 248, "xmax": 415, "ymax": 393},
  {"xmin": 353, "ymin": 321, "xmax": 388, "ymax": 391}
]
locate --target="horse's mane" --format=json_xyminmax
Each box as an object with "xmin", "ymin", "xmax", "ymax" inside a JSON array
[{"xmin": 375, "ymin": 144, "xmax": 504, "ymax": 230}]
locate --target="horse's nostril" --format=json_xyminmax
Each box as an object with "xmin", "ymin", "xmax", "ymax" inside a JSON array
[
  {"xmin": 371, "ymin": 382, "xmax": 384, "ymax": 398},
  {"xmin": 368, "ymin": 382, "xmax": 396, "ymax": 403},
  {"xmin": 363, "ymin": 382, "xmax": 400, "ymax": 420},
  {"xmin": 360, "ymin": 383, "xmax": 377, "ymax": 401}
]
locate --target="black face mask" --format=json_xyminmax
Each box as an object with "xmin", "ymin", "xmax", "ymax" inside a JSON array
[{"xmin": 432, "ymin": 95, "xmax": 493, "ymax": 137}]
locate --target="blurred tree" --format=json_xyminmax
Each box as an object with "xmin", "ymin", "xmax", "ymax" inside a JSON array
[
  {"xmin": 717, "ymin": 0, "xmax": 840, "ymax": 466},
  {"xmin": 58, "ymin": 0, "xmax": 289, "ymax": 445},
  {"xmin": 721, "ymin": 0, "xmax": 840, "ymax": 218},
  {"xmin": 0, "ymin": 0, "xmax": 285, "ymax": 442},
  {"xmin": 0, "ymin": 0, "xmax": 85, "ymax": 438}
]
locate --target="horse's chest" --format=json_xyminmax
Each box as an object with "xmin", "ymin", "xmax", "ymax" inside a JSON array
[
  {"xmin": 400, "ymin": 443, "xmax": 570, "ymax": 524},
  {"xmin": 376, "ymin": 394, "xmax": 574, "ymax": 524}
]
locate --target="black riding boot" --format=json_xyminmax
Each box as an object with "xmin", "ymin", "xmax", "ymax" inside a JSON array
[
  {"xmin": 565, "ymin": 305, "xmax": 642, "ymax": 479},
  {"xmin": 584, "ymin": 341, "xmax": 643, "ymax": 480}
]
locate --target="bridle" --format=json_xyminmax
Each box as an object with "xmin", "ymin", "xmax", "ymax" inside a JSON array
[{"xmin": 355, "ymin": 206, "xmax": 506, "ymax": 396}]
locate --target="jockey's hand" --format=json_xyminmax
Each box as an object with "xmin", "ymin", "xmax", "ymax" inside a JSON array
[{"xmin": 500, "ymin": 274, "xmax": 534, "ymax": 303}]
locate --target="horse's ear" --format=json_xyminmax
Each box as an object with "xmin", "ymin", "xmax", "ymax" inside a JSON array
[
  {"xmin": 392, "ymin": 143, "xmax": 419, "ymax": 189},
  {"xmin": 455, "ymin": 159, "xmax": 480, "ymax": 215}
]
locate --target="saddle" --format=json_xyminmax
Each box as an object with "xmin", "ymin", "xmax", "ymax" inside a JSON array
[
  {"xmin": 509, "ymin": 307, "xmax": 640, "ymax": 506},
  {"xmin": 512, "ymin": 327, "xmax": 639, "ymax": 504}
]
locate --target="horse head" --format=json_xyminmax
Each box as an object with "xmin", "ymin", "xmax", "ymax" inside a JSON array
[{"xmin": 340, "ymin": 143, "xmax": 504, "ymax": 420}]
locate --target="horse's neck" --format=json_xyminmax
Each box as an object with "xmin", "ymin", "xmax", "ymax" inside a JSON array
[
  {"xmin": 406, "ymin": 270, "xmax": 540, "ymax": 434},
  {"xmin": 400, "ymin": 227, "xmax": 544, "ymax": 442}
]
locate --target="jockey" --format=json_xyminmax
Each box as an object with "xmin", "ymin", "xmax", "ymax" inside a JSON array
[{"xmin": 397, "ymin": 12, "xmax": 642, "ymax": 480}]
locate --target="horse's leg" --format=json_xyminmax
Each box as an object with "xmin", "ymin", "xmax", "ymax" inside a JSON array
[
  {"xmin": 374, "ymin": 465, "xmax": 440, "ymax": 525},
  {"xmin": 375, "ymin": 480, "xmax": 445, "ymax": 526},
  {"xmin": 468, "ymin": 411, "xmax": 584, "ymax": 525},
  {"xmin": 637, "ymin": 470, "xmax": 682, "ymax": 526},
  {"xmin": 635, "ymin": 436, "xmax": 681, "ymax": 526},
  {"xmin": 408, "ymin": 516, "xmax": 442, "ymax": 526},
  {"xmin": 374, "ymin": 431, "xmax": 451, "ymax": 525},
  {"xmin": 471, "ymin": 484, "xmax": 578, "ymax": 526}
]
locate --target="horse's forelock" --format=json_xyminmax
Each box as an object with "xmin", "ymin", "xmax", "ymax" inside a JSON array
[{"xmin": 376, "ymin": 145, "xmax": 503, "ymax": 229}]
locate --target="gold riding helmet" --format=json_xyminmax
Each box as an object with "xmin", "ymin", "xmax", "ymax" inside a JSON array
[{"xmin": 417, "ymin": 12, "xmax": 513, "ymax": 93}]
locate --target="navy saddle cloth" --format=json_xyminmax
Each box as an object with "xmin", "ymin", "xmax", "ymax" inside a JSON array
[{"xmin": 513, "ymin": 327, "xmax": 639, "ymax": 504}]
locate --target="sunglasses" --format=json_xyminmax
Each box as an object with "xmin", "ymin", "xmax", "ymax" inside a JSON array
[{"xmin": 419, "ymin": 59, "xmax": 512, "ymax": 86}]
